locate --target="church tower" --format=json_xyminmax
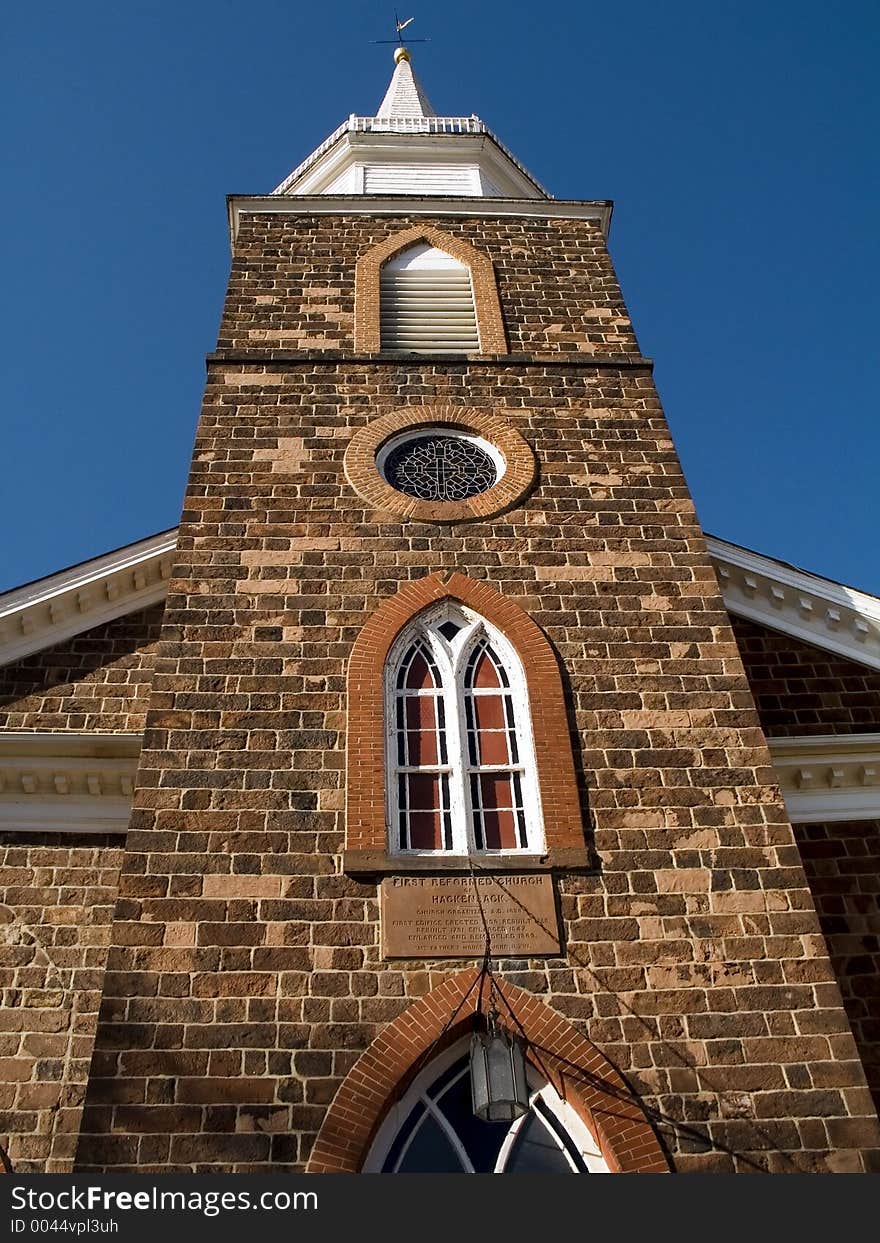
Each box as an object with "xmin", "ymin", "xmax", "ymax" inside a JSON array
[{"xmin": 73, "ymin": 48, "xmax": 880, "ymax": 1173}]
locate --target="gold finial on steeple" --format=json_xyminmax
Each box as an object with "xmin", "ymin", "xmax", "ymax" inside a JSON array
[{"xmin": 394, "ymin": 46, "xmax": 411, "ymax": 64}]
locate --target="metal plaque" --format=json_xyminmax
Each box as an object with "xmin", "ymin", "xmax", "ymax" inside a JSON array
[{"xmin": 380, "ymin": 873, "xmax": 560, "ymax": 959}]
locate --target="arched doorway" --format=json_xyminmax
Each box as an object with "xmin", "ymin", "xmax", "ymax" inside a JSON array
[{"xmin": 363, "ymin": 1039, "xmax": 610, "ymax": 1173}]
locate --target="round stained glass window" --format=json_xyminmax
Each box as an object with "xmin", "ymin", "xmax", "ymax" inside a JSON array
[{"xmin": 380, "ymin": 431, "xmax": 501, "ymax": 502}]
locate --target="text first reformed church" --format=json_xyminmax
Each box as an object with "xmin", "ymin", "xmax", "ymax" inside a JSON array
[{"xmin": 1, "ymin": 48, "xmax": 880, "ymax": 1175}]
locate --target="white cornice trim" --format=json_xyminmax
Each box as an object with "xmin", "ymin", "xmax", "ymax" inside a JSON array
[
  {"xmin": 707, "ymin": 536, "xmax": 880, "ymax": 671},
  {"xmin": 0, "ymin": 732, "xmax": 140, "ymax": 834},
  {"xmin": 0, "ymin": 531, "xmax": 176, "ymax": 667},
  {"xmin": 227, "ymin": 196, "xmax": 612, "ymax": 244},
  {"xmin": 768, "ymin": 734, "xmax": 880, "ymax": 824}
]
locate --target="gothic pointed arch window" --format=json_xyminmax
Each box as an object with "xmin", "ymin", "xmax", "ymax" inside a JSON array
[
  {"xmin": 345, "ymin": 573, "xmax": 589, "ymax": 875},
  {"xmin": 355, "ymin": 226, "xmax": 507, "ymax": 355},
  {"xmin": 386, "ymin": 603, "xmax": 543, "ymax": 855},
  {"xmin": 362, "ymin": 1040, "xmax": 611, "ymax": 1173},
  {"xmin": 380, "ymin": 243, "xmax": 480, "ymax": 355}
]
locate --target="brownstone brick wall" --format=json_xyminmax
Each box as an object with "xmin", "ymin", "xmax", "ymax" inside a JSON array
[
  {"xmin": 217, "ymin": 214, "xmax": 640, "ymax": 356},
  {"xmin": 730, "ymin": 614, "xmax": 880, "ymax": 1121},
  {"xmin": 0, "ymin": 605, "xmax": 162, "ymax": 1170},
  {"xmin": 0, "ymin": 832, "xmax": 124, "ymax": 1172},
  {"xmin": 793, "ymin": 820, "xmax": 880, "ymax": 1118},
  {"xmin": 732, "ymin": 616, "xmax": 880, "ymax": 737},
  {"xmin": 75, "ymin": 212, "xmax": 880, "ymax": 1174},
  {"xmin": 0, "ymin": 603, "xmax": 165, "ymax": 733}
]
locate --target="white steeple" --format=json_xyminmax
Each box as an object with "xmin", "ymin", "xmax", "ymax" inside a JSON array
[
  {"xmin": 376, "ymin": 47, "xmax": 436, "ymax": 119},
  {"xmin": 272, "ymin": 48, "xmax": 549, "ymax": 199}
]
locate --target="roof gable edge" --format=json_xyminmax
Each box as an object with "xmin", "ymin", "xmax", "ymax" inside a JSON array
[
  {"xmin": 707, "ymin": 536, "xmax": 880, "ymax": 671},
  {"xmin": 0, "ymin": 531, "xmax": 176, "ymax": 668}
]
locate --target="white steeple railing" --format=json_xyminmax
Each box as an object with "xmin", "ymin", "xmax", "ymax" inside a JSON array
[{"xmin": 352, "ymin": 116, "xmax": 485, "ymax": 134}]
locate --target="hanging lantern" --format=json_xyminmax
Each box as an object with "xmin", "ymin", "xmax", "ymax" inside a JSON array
[{"xmin": 469, "ymin": 1011, "xmax": 530, "ymax": 1123}]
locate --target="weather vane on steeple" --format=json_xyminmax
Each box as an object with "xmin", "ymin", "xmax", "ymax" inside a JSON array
[{"xmin": 372, "ymin": 13, "xmax": 429, "ymax": 55}]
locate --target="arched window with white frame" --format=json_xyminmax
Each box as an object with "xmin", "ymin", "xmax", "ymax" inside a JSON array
[
  {"xmin": 380, "ymin": 243, "xmax": 480, "ymax": 355},
  {"xmin": 386, "ymin": 604, "xmax": 543, "ymax": 855},
  {"xmin": 363, "ymin": 1039, "xmax": 611, "ymax": 1173}
]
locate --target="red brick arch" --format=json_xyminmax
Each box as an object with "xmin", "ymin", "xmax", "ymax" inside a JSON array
[
  {"xmin": 344, "ymin": 572, "xmax": 588, "ymax": 873},
  {"xmin": 307, "ymin": 968, "xmax": 670, "ymax": 1174},
  {"xmin": 354, "ymin": 225, "xmax": 508, "ymax": 354}
]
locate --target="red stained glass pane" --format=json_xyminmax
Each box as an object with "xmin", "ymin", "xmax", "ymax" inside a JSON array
[
  {"xmin": 407, "ymin": 772, "xmax": 440, "ymax": 813},
  {"xmin": 474, "ymin": 694, "xmax": 505, "ymax": 731},
  {"xmin": 407, "ymin": 729, "xmax": 438, "ymax": 765},
  {"xmin": 479, "ymin": 773, "xmax": 513, "ymax": 811},
  {"xmin": 478, "ymin": 730, "xmax": 509, "ymax": 765},
  {"xmin": 475, "ymin": 773, "xmax": 521, "ymax": 849},
  {"xmin": 403, "ymin": 695, "xmax": 442, "ymax": 765},
  {"xmin": 481, "ymin": 807, "xmax": 517, "ymax": 851},
  {"xmin": 405, "ymin": 650, "xmax": 436, "ymax": 690},
  {"xmin": 472, "ymin": 650, "xmax": 501, "ymax": 689},
  {"xmin": 409, "ymin": 811, "xmax": 444, "ymax": 850},
  {"xmin": 406, "ymin": 696, "xmax": 437, "ymax": 729}
]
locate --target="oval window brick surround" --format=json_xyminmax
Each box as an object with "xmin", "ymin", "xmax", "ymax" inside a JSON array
[{"xmin": 344, "ymin": 407, "xmax": 537, "ymax": 523}]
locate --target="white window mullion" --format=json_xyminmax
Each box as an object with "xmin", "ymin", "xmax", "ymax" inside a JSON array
[
  {"xmin": 451, "ymin": 624, "xmax": 484, "ymax": 854},
  {"xmin": 385, "ymin": 667, "xmax": 399, "ymax": 848},
  {"xmin": 422, "ymin": 1094, "xmax": 475, "ymax": 1173},
  {"xmin": 429, "ymin": 630, "xmax": 469, "ymax": 855}
]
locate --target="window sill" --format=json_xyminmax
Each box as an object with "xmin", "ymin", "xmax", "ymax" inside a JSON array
[{"xmin": 343, "ymin": 846, "xmax": 593, "ymax": 878}]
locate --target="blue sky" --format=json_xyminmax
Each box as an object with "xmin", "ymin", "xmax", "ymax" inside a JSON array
[{"xmin": 3, "ymin": 1, "xmax": 878, "ymax": 593}]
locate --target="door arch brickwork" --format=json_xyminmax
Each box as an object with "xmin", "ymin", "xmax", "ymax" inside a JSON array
[{"xmin": 307, "ymin": 968, "xmax": 670, "ymax": 1173}]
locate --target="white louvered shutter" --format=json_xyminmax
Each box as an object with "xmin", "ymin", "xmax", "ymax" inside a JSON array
[
  {"xmin": 364, "ymin": 164, "xmax": 481, "ymax": 195},
  {"xmin": 380, "ymin": 244, "xmax": 480, "ymax": 355}
]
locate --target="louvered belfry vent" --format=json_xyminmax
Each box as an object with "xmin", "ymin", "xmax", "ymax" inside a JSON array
[{"xmin": 380, "ymin": 243, "xmax": 480, "ymax": 355}]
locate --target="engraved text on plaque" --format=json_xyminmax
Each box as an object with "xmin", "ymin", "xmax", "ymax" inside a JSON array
[{"xmin": 380, "ymin": 874, "xmax": 560, "ymax": 959}]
